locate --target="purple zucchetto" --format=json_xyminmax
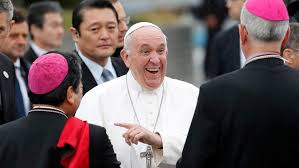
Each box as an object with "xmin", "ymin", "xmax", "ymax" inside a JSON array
[
  {"xmin": 28, "ymin": 53, "xmax": 68, "ymax": 94},
  {"xmin": 245, "ymin": 0, "xmax": 289, "ymax": 21}
]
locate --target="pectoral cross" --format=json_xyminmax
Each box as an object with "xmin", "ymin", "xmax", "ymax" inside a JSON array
[{"xmin": 140, "ymin": 145, "xmax": 153, "ymax": 168}]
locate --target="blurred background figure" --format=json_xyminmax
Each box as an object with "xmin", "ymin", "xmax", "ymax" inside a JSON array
[
  {"xmin": 110, "ymin": 0, "xmax": 130, "ymax": 58},
  {"xmin": 205, "ymin": 0, "xmax": 245, "ymax": 79},
  {"xmin": 70, "ymin": 0, "xmax": 128, "ymax": 95},
  {"xmin": 0, "ymin": 0, "xmax": 17, "ymax": 125},
  {"xmin": 190, "ymin": 0, "xmax": 228, "ymax": 78},
  {"xmin": 25, "ymin": 1, "xmax": 64, "ymax": 64},
  {"xmin": 282, "ymin": 23, "xmax": 299, "ymax": 69},
  {"xmin": 0, "ymin": 8, "xmax": 30, "ymax": 118}
]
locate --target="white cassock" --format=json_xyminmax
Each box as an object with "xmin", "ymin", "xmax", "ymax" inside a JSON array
[{"xmin": 76, "ymin": 71, "xmax": 199, "ymax": 168}]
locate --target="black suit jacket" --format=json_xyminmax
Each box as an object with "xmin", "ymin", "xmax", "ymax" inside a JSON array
[
  {"xmin": 0, "ymin": 111, "xmax": 120, "ymax": 168},
  {"xmin": 24, "ymin": 46, "xmax": 38, "ymax": 64},
  {"xmin": 111, "ymin": 47, "xmax": 122, "ymax": 58},
  {"xmin": 18, "ymin": 58, "xmax": 30, "ymax": 88},
  {"xmin": 0, "ymin": 53, "xmax": 16, "ymax": 124},
  {"xmin": 205, "ymin": 25, "xmax": 241, "ymax": 79},
  {"xmin": 178, "ymin": 58, "xmax": 299, "ymax": 168},
  {"xmin": 73, "ymin": 50, "xmax": 128, "ymax": 95}
]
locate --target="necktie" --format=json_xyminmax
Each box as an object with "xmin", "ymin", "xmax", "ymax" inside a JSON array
[
  {"xmin": 15, "ymin": 77, "xmax": 26, "ymax": 118},
  {"xmin": 101, "ymin": 69, "xmax": 113, "ymax": 83}
]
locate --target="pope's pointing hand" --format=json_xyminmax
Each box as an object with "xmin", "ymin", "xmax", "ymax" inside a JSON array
[{"xmin": 115, "ymin": 123, "xmax": 162, "ymax": 149}]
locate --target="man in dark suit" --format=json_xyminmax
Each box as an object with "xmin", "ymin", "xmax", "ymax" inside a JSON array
[
  {"xmin": 0, "ymin": 0, "xmax": 17, "ymax": 124},
  {"xmin": 205, "ymin": 0, "xmax": 245, "ymax": 79},
  {"xmin": 0, "ymin": 55, "xmax": 16, "ymax": 124},
  {"xmin": 0, "ymin": 9, "xmax": 31, "ymax": 118},
  {"xmin": 0, "ymin": 51, "xmax": 120, "ymax": 168},
  {"xmin": 24, "ymin": 1, "xmax": 64, "ymax": 64},
  {"xmin": 177, "ymin": 0, "xmax": 299, "ymax": 167},
  {"xmin": 192, "ymin": 0, "xmax": 227, "ymax": 77},
  {"xmin": 70, "ymin": 0, "xmax": 128, "ymax": 95}
]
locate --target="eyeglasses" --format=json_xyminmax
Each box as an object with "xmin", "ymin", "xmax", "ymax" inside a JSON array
[{"xmin": 119, "ymin": 16, "xmax": 130, "ymax": 25}]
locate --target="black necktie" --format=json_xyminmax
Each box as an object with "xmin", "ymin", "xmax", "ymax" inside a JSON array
[{"xmin": 15, "ymin": 71, "xmax": 26, "ymax": 118}]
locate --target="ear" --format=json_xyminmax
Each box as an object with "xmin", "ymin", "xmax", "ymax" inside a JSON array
[
  {"xmin": 239, "ymin": 24, "xmax": 248, "ymax": 45},
  {"xmin": 281, "ymin": 26, "xmax": 291, "ymax": 48},
  {"xmin": 9, "ymin": 20, "xmax": 14, "ymax": 30},
  {"xmin": 165, "ymin": 47, "xmax": 169, "ymax": 55},
  {"xmin": 70, "ymin": 27, "xmax": 80, "ymax": 42},
  {"xmin": 66, "ymin": 86, "xmax": 76, "ymax": 105},
  {"xmin": 120, "ymin": 49, "xmax": 130, "ymax": 68},
  {"xmin": 282, "ymin": 48, "xmax": 294, "ymax": 64}
]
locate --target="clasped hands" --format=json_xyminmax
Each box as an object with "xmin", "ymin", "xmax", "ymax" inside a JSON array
[{"xmin": 115, "ymin": 123, "xmax": 162, "ymax": 149}]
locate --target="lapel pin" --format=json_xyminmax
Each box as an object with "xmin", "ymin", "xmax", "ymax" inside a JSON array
[{"xmin": 3, "ymin": 71, "xmax": 9, "ymax": 79}]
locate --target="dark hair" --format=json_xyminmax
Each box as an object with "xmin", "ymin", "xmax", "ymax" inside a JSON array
[
  {"xmin": 290, "ymin": 10, "xmax": 299, "ymax": 23},
  {"xmin": 27, "ymin": 1, "xmax": 62, "ymax": 39},
  {"xmin": 284, "ymin": 23, "xmax": 299, "ymax": 50},
  {"xmin": 72, "ymin": 0, "xmax": 118, "ymax": 35},
  {"xmin": 12, "ymin": 8, "xmax": 26, "ymax": 24},
  {"xmin": 28, "ymin": 51, "xmax": 82, "ymax": 106}
]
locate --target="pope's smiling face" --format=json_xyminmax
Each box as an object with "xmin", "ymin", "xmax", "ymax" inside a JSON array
[{"xmin": 123, "ymin": 26, "xmax": 167, "ymax": 90}]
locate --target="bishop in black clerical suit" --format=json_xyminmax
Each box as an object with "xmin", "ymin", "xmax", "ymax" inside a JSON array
[
  {"xmin": 0, "ymin": 51, "xmax": 120, "ymax": 168},
  {"xmin": 178, "ymin": 57, "xmax": 299, "ymax": 168},
  {"xmin": 177, "ymin": 0, "xmax": 299, "ymax": 167}
]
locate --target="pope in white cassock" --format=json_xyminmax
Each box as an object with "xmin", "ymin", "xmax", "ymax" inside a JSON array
[{"xmin": 75, "ymin": 22, "xmax": 199, "ymax": 168}]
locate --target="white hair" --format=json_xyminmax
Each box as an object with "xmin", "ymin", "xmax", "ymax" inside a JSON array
[
  {"xmin": 240, "ymin": 7, "xmax": 289, "ymax": 42},
  {"xmin": 0, "ymin": 0, "xmax": 13, "ymax": 21},
  {"xmin": 123, "ymin": 22, "xmax": 167, "ymax": 53}
]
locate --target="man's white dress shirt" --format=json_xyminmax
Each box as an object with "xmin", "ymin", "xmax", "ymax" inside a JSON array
[
  {"xmin": 30, "ymin": 42, "xmax": 48, "ymax": 57},
  {"xmin": 75, "ymin": 44, "xmax": 117, "ymax": 84}
]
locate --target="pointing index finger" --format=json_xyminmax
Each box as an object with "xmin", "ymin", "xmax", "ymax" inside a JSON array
[{"xmin": 114, "ymin": 123, "xmax": 134, "ymax": 129}]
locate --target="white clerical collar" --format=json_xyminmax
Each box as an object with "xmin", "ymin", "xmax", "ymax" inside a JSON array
[
  {"xmin": 30, "ymin": 42, "xmax": 48, "ymax": 57},
  {"xmin": 126, "ymin": 70, "xmax": 164, "ymax": 102},
  {"xmin": 75, "ymin": 44, "xmax": 117, "ymax": 84},
  {"xmin": 244, "ymin": 52, "xmax": 284, "ymax": 66},
  {"xmin": 31, "ymin": 105, "xmax": 68, "ymax": 119}
]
